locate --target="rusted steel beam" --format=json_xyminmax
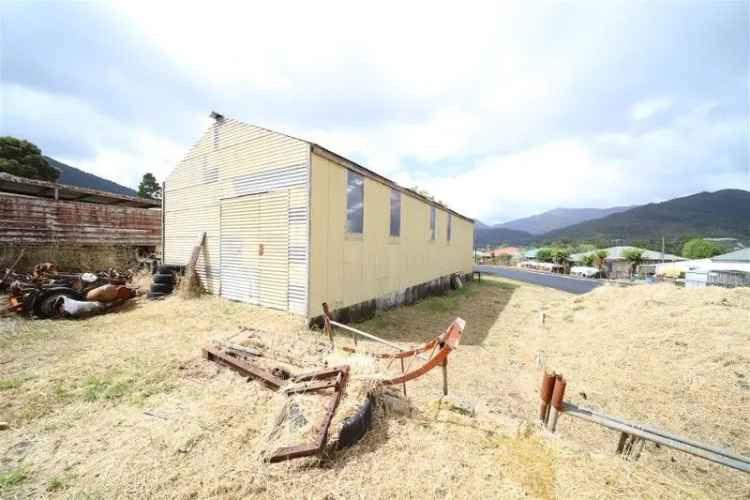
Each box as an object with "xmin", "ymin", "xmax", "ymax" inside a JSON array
[{"xmin": 202, "ymin": 345, "xmax": 285, "ymax": 390}]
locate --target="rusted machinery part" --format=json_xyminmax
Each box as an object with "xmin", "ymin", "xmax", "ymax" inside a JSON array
[
  {"xmin": 32, "ymin": 287, "xmax": 83, "ymax": 318},
  {"xmin": 374, "ymin": 319, "xmax": 463, "ymax": 386},
  {"xmin": 267, "ymin": 366, "xmax": 350, "ymax": 463},
  {"xmin": 551, "ymin": 375, "xmax": 567, "ymax": 411},
  {"xmin": 539, "ymin": 371, "xmax": 556, "ymax": 421},
  {"xmin": 342, "ymin": 338, "xmax": 439, "ymax": 359},
  {"xmin": 202, "ymin": 344, "xmax": 285, "ymax": 390},
  {"xmin": 337, "ymin": 394, "xmax": 375, "ymax": 450}
]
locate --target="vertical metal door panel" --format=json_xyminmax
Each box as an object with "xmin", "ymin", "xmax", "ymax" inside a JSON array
[
  {"xmin": 220, "ymin": 196, "xmax": 260, "ymax": 303},
  {"xmin": 259, "ymin": 190, "xmax": 289, "ymax": 310}
]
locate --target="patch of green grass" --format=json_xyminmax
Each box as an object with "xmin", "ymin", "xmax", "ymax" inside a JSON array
[
  {"xmin": 81, "ymin": 375, "xmax": 134, "ymax": 402},
  {"xmin": 0, "ymin": 378, "xmax": 22, "ymax": 391},
  {"xmin": 47, "ymin": 475, "xmax": 66, "ymax": 492},
  {"xmin": 369, "ymin": 314, "xmax": 389, "ymax": 330},
  {"xmin": 0, "ymin": 467, "xmax": 27, "ymax": 489}
]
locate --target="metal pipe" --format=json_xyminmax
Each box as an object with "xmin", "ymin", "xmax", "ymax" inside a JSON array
[
  {"xmin": 329, "ymin": 320, "xmax": 428, "ymax": 361},
  {"xmin": 547, "ymin": 375, "xmax": 566, "ymax": 433},
  {"xmin": 566, "ymin": 402, "xmax": 750, "ymax": 465},
  {"xmin": 562, "ymin": 402, "xmax": 750, "ymax": 473}
]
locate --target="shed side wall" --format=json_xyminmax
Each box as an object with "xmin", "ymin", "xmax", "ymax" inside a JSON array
[
  {"xmin": 163, "ymin": 120, "xmax": 309, "ymax": 314},
  {"xmin": 308, "ymin": 152, "xmax": 474, "ymax": 317},
  {"xmin": 0, "ymin": 193, "xmax": 160, "ymax": 247}
]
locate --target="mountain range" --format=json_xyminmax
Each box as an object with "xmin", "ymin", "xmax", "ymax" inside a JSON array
[
  {"xmin": 494, "ymin": 206, "xmax": 633, "ymax": 234},
  {"xmin": 477, "ymin": 189, "xmax": 750, "ymax": 248},
  {"xmin": 45, "ymin": 156, "xmax": 138, "ymax": 197},
  {"xmin": 540, "ymin": 189, "xmax": 750, "ymax": 244}
]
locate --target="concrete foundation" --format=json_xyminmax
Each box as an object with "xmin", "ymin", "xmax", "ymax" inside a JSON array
[{"xmin": 309, "ymin": 272, "xmax": 472, "ymax": 328}]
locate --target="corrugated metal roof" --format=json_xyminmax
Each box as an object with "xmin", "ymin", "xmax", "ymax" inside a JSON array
[
  {"xmin": 569, "ymin": 246, "xmax": 684, "ymax": 262},
  {"xmin": 0, "ymin": 172, "xmax": 160, "ymax": 208},
  {"xmin": 712, "ymin": 248, "xmax": 750, "ymax": 262}
]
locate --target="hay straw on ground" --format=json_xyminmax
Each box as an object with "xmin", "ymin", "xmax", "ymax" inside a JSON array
[{"xmin": 1, "ymin": 282, "xmax": 747, "ymax": 498}]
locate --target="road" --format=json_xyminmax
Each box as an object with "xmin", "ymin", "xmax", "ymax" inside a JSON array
[{"xmin": 475, "ymin": 265, "xmax": 601, "ymax": 294}]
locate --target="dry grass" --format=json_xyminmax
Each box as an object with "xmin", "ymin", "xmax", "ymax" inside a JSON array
[{"xmin": 0, "ymin": 278, "xmax": 748, "ymax": 499}]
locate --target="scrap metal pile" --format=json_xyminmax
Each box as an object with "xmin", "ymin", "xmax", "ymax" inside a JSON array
[{"xmin": 1, "ymin": 261, "xmax": 138, "ymax": 319}]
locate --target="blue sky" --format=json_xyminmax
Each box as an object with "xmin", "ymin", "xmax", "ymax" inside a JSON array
[{"xmin": 1, "ymin": 1, "xmax": 748, "ymax": 223}]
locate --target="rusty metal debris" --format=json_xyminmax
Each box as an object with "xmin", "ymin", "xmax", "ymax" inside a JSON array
[
  {"xmin": 324, "ymin": 303, "xmax": 465, "ymax": 395},
  {"xmin": 268, "ymin": 365, "xmax": 349, "ymax": 463},
  {"xmin": 2, "ymin": 262, "xmax": 138, "ymax": 319}
]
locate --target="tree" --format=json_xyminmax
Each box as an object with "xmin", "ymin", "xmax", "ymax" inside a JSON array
[
  {"xmin": 682, "ymin": 238, "xmax": 721, "ymax": 259},
  {"xmin": 549, "ymin": 247, "xmax": 570, "ymax": 264},
  {"xmin": 582, "ymin": 253, "xmax": 596, "ymax": 267},
  {"xmin": 497, "ymin": 253, "xmax": 512, "ymax": 266},
  {"xmin": 536, "ymin": 248, "xmax": 553, "ymax": 262},
  {"xmin": 0, "ymin": 137, "xmax": 59, "ymax": 181},
  {"xmin": 621, "ymin": 248, "xmax": 644, "ymax": 277},
  {"xmin": 137, "ymin": 173, "xmax": 162, "ymax": 199},
  {"xmin": 594, "ymin": 249, "xmax": 608, "ymax": 270}
]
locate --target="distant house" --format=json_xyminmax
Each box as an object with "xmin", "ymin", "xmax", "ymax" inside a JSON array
[
  {"xmin": 657, "ymin": 248, "xmax": 750, "ymax": 288},
  {"xmin": 569, "ymin": 246, "xmax": 684, "ymax": 279},
  {"xmin": 474, "ymin": 250, "xmax": 492, "ymax": 263},
  {"xmin": 491, "ymin": 246, "xmax": 521, "ymax": 258},
  {"xmin": 522, "ymin": 248, "xmax": 539, "ymax": 260}
]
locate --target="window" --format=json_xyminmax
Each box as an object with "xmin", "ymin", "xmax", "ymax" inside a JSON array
[
  {"xmin": 346, "ymin": 170, "xmax": 364, "ymax": 234},
  {"xmin": 430, "ymin": 206, "xmax": 436, "ymax": 240},
  {"xmin": 389, "ymin": 189, "xmax": 401, "ymax": 237},
  {"xmin": 447, "ymin": 213, "xmax": 452, "ymax": 242}
]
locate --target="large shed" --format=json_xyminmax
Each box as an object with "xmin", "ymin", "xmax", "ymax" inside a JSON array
[{"xmin": 163, "ymin": 115, "xmax": 474, "ymax": 322}]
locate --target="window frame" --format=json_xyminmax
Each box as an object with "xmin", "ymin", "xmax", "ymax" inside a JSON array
[
  {"xmin": 345, "ymin": 170, "xmax": 364, "ymax": 235},
  {"xmin": 430, "ymin": 206, "xmax": 436, "ymax": 241},
  {"xmin": 389, "ymin": 189, "xmax": 401, "ymax": 238}
]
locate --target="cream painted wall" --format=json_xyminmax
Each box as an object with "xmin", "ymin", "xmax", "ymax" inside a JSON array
[{"xmin": 308, "ymin": 152, "xmax": 474, "ymax": 317}]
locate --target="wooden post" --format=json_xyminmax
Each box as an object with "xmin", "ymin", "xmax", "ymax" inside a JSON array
[
  {"xmin": 322, "ymin": 302, "xmax": 334, "ymax": 347},
  {"xmin": 616, "ymin": 432, "xmax": 629, "ymax": 454},
  {"xmin": 442, "ymin": 357, "xmax": 448, "ymax": 396},
  {"xmin": 400, "ymin": 358, "xmax": 407, "ymax": 397}
]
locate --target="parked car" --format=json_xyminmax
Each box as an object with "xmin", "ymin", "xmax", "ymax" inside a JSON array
[{"xmin": 570, "ymin": 266, "xmax": 601, "ymax": 278}]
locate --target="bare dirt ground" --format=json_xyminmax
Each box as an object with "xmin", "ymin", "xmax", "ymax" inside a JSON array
[{"xmin": 0, "ymin": 278, "xmax": 748, "ymax": 499}]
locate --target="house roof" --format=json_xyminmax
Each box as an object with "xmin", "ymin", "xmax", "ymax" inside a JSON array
[
  {"xmin": 712, "ymin": 248, "xmax": 750, "ymax": 262},
  {"xmin": 569, "ymin": 246, "xmax": 684, "ymax": 262},
  {"xmin": 0, "ymin": 172, "xmax": 160, "ymax": 208}
]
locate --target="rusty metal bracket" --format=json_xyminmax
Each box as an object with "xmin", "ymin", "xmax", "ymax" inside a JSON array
[
  {"xmin": 267, "ymin": 365, "xmax": 349, "ymax": 463},
  {"xmin": 202, "ymin": 344, "xmax": 285, "ymax": 390}
]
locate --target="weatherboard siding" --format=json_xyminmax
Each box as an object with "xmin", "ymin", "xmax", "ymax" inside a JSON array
[{"xmin": 0, "ymin": 193, "xmax": 160, "ymax": 247}]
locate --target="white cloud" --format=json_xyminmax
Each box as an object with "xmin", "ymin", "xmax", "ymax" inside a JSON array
[
  {"xmin": 62, "ymin": 130, "xmax": 185, "ymax": 189},
  {"xmin": 394, "ymin": 105, "xmax": 746, "ymax": 223},
  {"xmin": 631, "ymin": 97, "xmax": 673, "ymax": 120},
  {"xmin": 3, "ymin": 83, "xmax": 187, "ymax": 188},
  {"xmin": 3, "ymin": 2, "xmax": 745, "ymax": 221}
]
